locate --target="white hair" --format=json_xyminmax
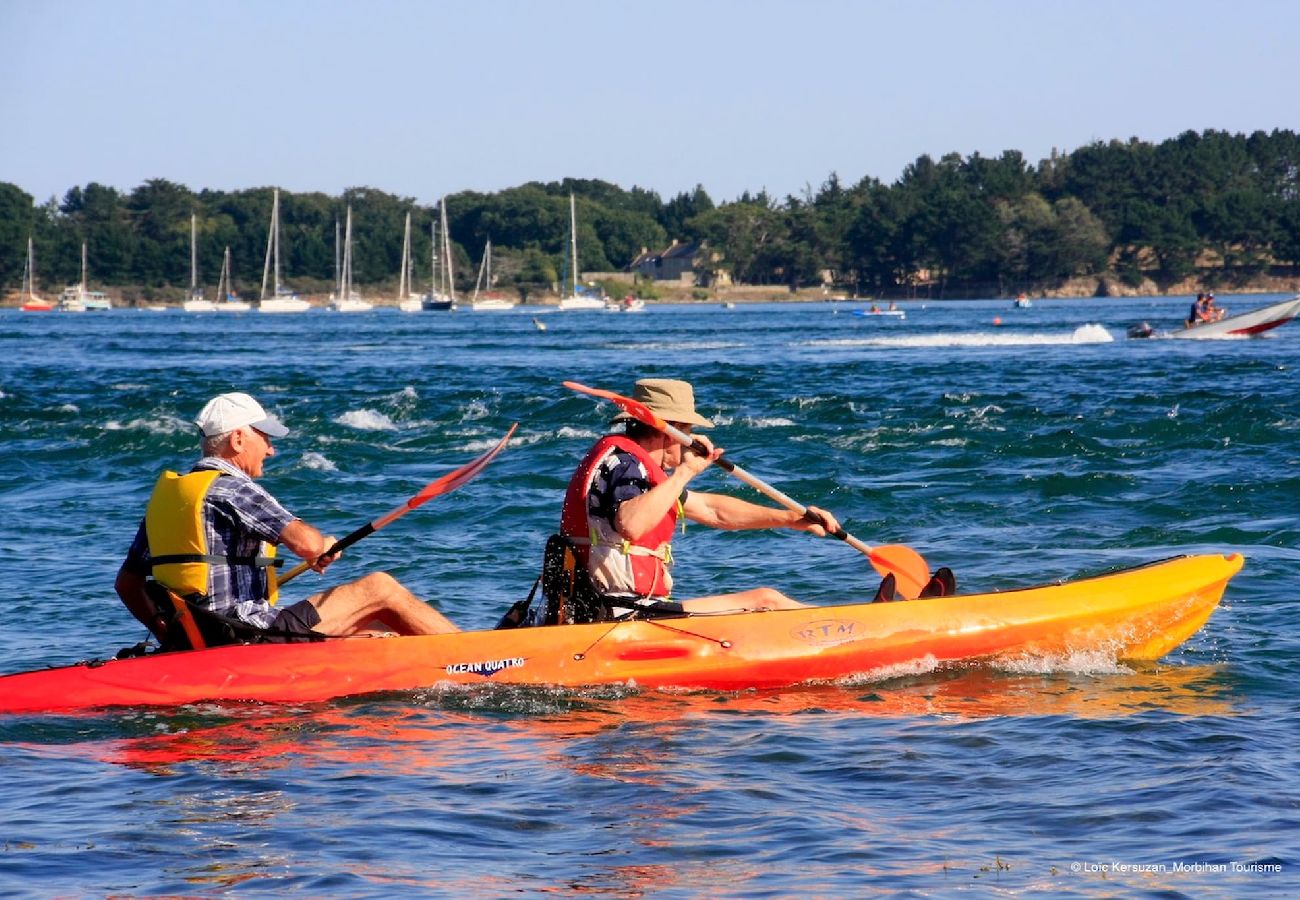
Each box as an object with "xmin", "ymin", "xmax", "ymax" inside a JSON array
[{"xmin": 200, "ymin": 429, "xmax": 237, "ymax": 457}]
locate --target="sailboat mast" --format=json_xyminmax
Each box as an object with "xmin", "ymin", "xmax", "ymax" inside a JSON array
[
  {"xmin": 190, "ymin": 214, "xmax": 198, "ymax": 293},
  {"xmin": 399, "ymin": 212, "xmax": 411, "ymax": 299},
  {"xmin": 23, "ymin": 237, "xmax": 33, "ymax": 299},
  {"xmin": 334, "ymin": 218, "xmax": 341, "ymax": 296},
  {"xmin": 261, "ymin": 189, "xmax": 276, "ymax": 301},
  {"xmin": 430, "ymin": 219, "xmax": 438, "ymax": 296},
  {"xmin": 569, "ymin": 193, "xmax": 578, "ymax": 298},
  {"xmin": 273, "ymin": 189, "xmax": 282, "ymax": 296},
  {"xmin": 440, "ymin": 198, "xmax": 454, "ymax": 300},
  {"xmin": 81, "ymin": 242, "xmax": 88, "ymax": 294},
  {"xmin": 343, "ymin": 207, "xmax": 353, "ymax": 297}
]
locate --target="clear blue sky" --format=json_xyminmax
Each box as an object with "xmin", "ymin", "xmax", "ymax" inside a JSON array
[{"xmin": 3, "ymin": 0, "xmax": 1298, "ymax": 207}]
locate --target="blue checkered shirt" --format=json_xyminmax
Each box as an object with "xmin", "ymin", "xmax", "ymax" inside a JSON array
[{"xmin": 125, "ymin": 457, "xmax": 296, "ymax": 628}]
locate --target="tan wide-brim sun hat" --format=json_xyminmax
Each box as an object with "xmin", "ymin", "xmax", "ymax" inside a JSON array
[{"xmin": 612, "ymin": 378, "xmax": 715, "ymax": 428}]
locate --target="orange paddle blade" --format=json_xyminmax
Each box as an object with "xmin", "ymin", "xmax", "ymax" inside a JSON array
[
  {"xmin": 869, "ymin": 544, "xmax": 931, "ymax": 600},
  {"xmin": 563, "ymin": 381, "xmax": 670, "ymax": 431}
]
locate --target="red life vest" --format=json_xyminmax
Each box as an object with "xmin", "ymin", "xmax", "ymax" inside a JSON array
[{"xmin": 560, "ymin": 434, "xmax": 678, "ymax": 598}]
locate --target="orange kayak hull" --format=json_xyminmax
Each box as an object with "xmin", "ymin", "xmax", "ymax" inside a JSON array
[{"xmin": 0, "ymin": 553, "xmax": 1242, "ymax": 713}]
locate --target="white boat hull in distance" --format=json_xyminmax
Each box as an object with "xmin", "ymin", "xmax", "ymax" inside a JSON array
[
  {"xmin": 183, "ymin": 299, "xmax": 217, "ymax": 312},
  {"xmin": 558, "ymin": 296, "xmax": 605, "ymax": 311},
  {"xmin": 216, "ymin": 300, "xmax": 251, "ymax": 312},
  {"xmin": 851, "ymin": 309, "xmax": 906, "ymax": 319},
  {"xmin": 259, "ymin": 295, "xmax": 312, "ymax": 313},
  {"xmin": 468, "ymin": 299, "xmax": 516, "ymax": 311},
  {"xmin": 329, "ymin": 296, "xmax": 374, "ymax": 312},
  {"xmin": 397, "ymin": 297, "xmax": 423, "ymax": 313},
  {"xmin": 1172, "ymin": 296, "xmax": 1300, "ymax": 339}
]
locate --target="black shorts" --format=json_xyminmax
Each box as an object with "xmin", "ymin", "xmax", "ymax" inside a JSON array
[{"xmin": 266, "ymin": 598, "xmax": 323, "ymax": 641}]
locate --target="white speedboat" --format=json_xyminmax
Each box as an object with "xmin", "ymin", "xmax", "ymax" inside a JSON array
[{"xmin": 1171, "ymin": 296, "xmax": 1300, "ymax": 339}]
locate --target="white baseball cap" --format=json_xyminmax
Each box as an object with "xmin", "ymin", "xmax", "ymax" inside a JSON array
[{"xmin": 195, "ymin": 392, "xmax": 289, "ymax": 438}]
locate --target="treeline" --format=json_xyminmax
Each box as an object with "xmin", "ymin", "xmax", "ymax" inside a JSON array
[{"xmin": 3, "ymin": 128, "xmax": 1299, "ymax": 300}]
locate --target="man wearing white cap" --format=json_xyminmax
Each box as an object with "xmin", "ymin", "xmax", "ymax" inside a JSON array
[
  {"xmin": 530, "ymin": 378, "xmax": 840, "ymax": 625},
  {"xmin": 115, "ymin": 392, "xmax": 458, "ymax": 646}
]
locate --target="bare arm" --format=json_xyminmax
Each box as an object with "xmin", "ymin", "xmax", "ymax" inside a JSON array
[
  {"xmin": 279, "ymin": 519, "xmax": 338, "ymax": 572},
  {"xmin": 115, "ymin": 566, "xmax": 164, "ymax": 634},
  {"xmin": 683, "ymin": 492, "xmax": 839, "ymax": 535}
]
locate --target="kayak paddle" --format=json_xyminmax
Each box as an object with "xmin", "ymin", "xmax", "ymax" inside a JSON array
[
  {"xmin": 279, "ymin": 424, "xmax": 518, "ymax": 586},
  {"xmin": 563, "ymin": 381, "xmax": 932, "ymax": 599}
]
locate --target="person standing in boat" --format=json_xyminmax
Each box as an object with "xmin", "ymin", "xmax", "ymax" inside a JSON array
[
  {"xmin": 115, "ymin": 392, "xmax": 459, "ymax": 648},
  {"xmin": 514, "ymin": 378, "xmax": 842, "ymax": 626}
]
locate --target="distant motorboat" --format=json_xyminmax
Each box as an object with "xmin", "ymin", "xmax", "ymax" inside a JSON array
[
  {"xmin": 1170, "ymin": 295, "xmax": 1300, "ymax": 339},
  {"xmin": 1013, "ymin": 294, "xmax": 1033, "ymax": 309},
  {"xmin": 532, "ymin": 317, "xmax": 548, "ymax": 332},
  {"xmin": 61, "ymin": 243, "xmax": 109, "ymax": 310},
  {"xmin": 852, "ymin": 306, "xmax": 905, "ymax": 319},
  {"xmin": 606, "ymin": 295, "xmax": 646, "ymax": 312}
]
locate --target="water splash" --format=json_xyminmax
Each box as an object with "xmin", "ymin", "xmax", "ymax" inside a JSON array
[{"xmin": 334, "ymin": 409, "xmax": 398, "ymax": 431}]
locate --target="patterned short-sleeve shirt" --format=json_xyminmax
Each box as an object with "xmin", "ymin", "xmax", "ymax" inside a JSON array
[{"xmin": 124, "ymin": 457, "xmax": 296, "ymax": 628}]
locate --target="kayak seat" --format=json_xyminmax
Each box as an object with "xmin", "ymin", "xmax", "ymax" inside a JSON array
[
  {"xmin": 873, "ymin": 567, "xmax": 957, "ymax": 603},
  {"xmin": 919, "ymin": 567, "xmax": 956, "ymax": 599},
  {"xmin": 144, "ymin": 581, "xmax": 326, "ymax": 651},
  {"xmin": 872, "ymin": 573, "xmax": 900, "ymax": 603}
]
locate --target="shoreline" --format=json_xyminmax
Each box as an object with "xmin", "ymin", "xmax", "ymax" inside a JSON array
[{"xmin": 6, "ymin": 275, "xmax": 1298, "ymax": 310}]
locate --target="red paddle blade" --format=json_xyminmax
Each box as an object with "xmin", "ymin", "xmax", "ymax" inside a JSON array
[
  {"xmin": 408, "ymin": 423, "xmax": 518, "ymax": 510},
  {"xmin": 869, "ymin": 544, "xmax": 931, "ymax": 600},
  {"xmin": 563, "ymin": 381, "xmax": 669, "ymax": 431}
]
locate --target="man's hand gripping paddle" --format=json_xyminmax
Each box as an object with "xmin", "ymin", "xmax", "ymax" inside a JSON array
[
  {"xmin": 563, "ymin": 381, "xmax": 932, "ymax": 599},
  {"xmin": 279, "ymin": 424, "xmax": 518, "ymax": 586}
]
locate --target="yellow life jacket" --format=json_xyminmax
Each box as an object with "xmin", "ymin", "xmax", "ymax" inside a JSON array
[{"xmin": 144, "ymin": 469, "xmax": 280, "ymax": 605}]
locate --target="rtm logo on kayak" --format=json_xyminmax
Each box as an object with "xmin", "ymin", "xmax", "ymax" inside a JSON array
[
  {"xmin": 446, "ymin": 657, "xmax": 526, "ymax": 678},
  {"xmin": 792, "ymin": 620, "xmax": 858, "ymax": 647}
]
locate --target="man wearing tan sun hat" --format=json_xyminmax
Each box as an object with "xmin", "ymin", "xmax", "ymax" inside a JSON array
[{"xmin": 520, "ymin": 378, "xmax": 842, "ymax": 625}]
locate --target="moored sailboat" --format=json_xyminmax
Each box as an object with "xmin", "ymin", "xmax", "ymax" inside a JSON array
[
  {"xmin": 329, "ymin": 206, "xmax": 373, "ymax": 312},
  {"xmin": 182, "ymin": 214, "xmax": 216, "ymax": 312},
  {"xmin": 557, "ymin": 193, "xmax": 603, "ymax": 310},
  {"xmin": 258, "ymin": 188, "xmax": 311, "ymax": 313},
  {"xmin": 396, "ymin": 212, "xmax": 424, "ymax": 312},
  {"xmin": 422, "ymin": 198, "xmax": 456, "ymax": 311},
  {"xmin": 468, "ymin": 239, "xmax": 515, "ymax": 311},
  {"xmin": 214, "ymin": 246, "xmax": 249, "ymax": 312},
  {"xmin": 18, "ymin": 237, "xmax": 53, "ymax": 312}
]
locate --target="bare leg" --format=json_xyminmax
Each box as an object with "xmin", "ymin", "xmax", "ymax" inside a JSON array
[
  {"xmin": 306, "ymin": 572, "xmax": 459, "ymax": 636},
  {"xmin": 681, "ymin": 587, "xmax": 806, "ymax": 615}
]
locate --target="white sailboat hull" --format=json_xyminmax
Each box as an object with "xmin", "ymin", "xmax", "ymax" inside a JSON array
[
  {"xmin": 259, "ymin": 295, "xmax": 312, "ymax": 313},
  {"xmin": 557, "ymin": 296, "xmax": 605, "ymax": 311}
]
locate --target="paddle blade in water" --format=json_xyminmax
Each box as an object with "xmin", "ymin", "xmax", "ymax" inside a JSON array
[{"xmin": 869, "ymin": 544, "xmax": 931, "ymax": 600}]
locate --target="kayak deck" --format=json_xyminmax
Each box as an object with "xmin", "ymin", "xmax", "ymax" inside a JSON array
[{"xmin": 0, "ymin": 553, "xmax": 1242, "ymax": 713}]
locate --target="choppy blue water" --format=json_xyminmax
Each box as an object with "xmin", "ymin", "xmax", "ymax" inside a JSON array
[{"xmin": 1, "ymin": 297, "xmax": 1297, "ymax": 896}]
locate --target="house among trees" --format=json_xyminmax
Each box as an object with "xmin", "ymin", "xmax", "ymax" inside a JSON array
[{"xmin": 628, "ymin": 240, "xmax": 731, "ymax": 286}]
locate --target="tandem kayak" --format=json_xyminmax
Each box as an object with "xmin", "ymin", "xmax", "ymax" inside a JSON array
[{"xmin": 0, "ymin": 554, "xmax": 1241, "ymax": 714}]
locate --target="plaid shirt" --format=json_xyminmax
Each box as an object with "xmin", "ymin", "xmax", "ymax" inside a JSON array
[{"xmin": 125, "ymin": 457, "xmax": 296, "ymax": 628}]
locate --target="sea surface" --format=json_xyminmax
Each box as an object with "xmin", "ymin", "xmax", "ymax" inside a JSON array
[{"xmin": 1, "ymin": 296, "xmax": 1297, "ymax": 896}]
